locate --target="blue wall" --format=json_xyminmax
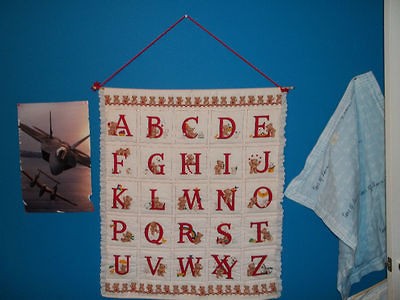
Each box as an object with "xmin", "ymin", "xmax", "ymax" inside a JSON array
[{"xmin": 1, "ymin": 0, "xmax": 385, "ymax": 299}]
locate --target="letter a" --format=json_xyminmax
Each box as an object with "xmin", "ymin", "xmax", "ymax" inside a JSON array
[{"xmin": 115, "ymin": 114, "xmax": 133, "ymax": 136}]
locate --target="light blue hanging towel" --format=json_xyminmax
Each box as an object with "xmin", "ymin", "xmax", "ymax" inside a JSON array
[{"xmin": 285, "ymin": 71, "xmax": 386, "ymax": 299}]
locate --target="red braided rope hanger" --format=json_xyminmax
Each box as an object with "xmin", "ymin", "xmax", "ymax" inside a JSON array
[{"xmin": 91, "ymin": 15, "xmax": 292, "ymax": 93}]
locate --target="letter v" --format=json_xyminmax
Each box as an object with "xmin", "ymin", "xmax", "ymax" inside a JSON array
[{"xmin": 145, "ymin": 256, "xmax": 163, "ymax": 275}]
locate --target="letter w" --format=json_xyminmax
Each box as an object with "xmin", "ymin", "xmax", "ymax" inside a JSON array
[{"xmin": 177, "ymin": 256, "xmax": 201, "ymax": 277}]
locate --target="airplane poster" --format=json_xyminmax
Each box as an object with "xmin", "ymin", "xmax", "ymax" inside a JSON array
[{"xmin": 17, "ymin": 101, "xmax": 94, "ymax": 213}]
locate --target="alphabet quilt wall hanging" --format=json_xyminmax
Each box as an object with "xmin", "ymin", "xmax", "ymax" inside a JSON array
[{"xmin": 100, "ymin": 87, "xmax": 287, "ymax": 299}]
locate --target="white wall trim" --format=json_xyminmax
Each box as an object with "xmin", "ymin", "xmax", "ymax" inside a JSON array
[{"xmin": 384, "ymin": 0, "xmax": 400, "ymax": 299}]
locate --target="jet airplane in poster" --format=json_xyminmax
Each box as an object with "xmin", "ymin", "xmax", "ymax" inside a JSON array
[{"xmin": 19, "ymin": 112, "xmax": 91, "ymax": 175}]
